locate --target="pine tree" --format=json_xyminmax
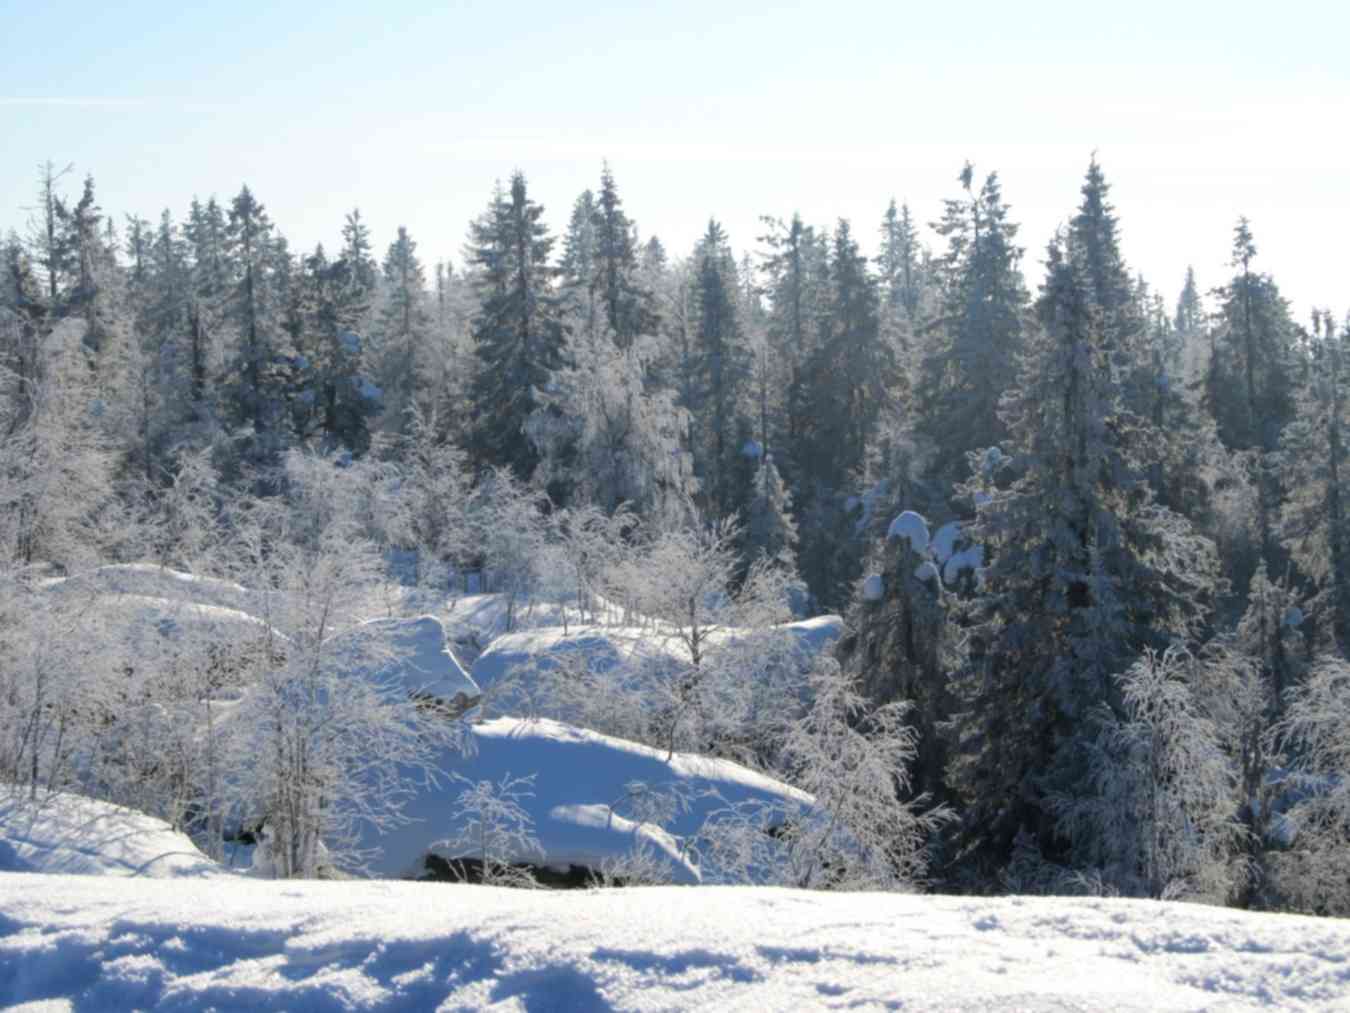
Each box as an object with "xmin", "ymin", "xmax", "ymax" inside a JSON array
[
  {"xmin": 374, "ymin": 225, "xmax": 431, "ymax": 436},
  {"xmin": 183, "ymin": 197, "xmax": 229, "ymax": 415},
  {"xmin": 589, "ymin": 165, "xmax": 658, "ymax": 348},
  {"xmin": 801, "ymin": 219, "xmax": 889, "ymax": 491},
  {"xmin": 467, "ymin": 172, "xmax": 565, "ymax": 480},
  {"xmin": 221, "ymin": 186, "xmax": 280, "ymax": 441},
  {"xmin": 949, "ymin": 233, "xmax": 1217, "ymax": 879},
  {"xmin": 687, "ymin": 219, "xmax": 751, "ymax": 519},
  {"xmin": 559, "ymin": 189, "xmax": 599, "ymax": 334},
  {"xmin": 759, "ymin": 213, "xmax": 827, "ymax": 486},
  {"xmin": 1281, "ymin": 313, "xmax": 1350, "ymax": 652},
  {"xmin": 915, "ymin": 166, "xmax": 1027, "ymax": 485},
  {"xmin": 744, "ymin": 454, "xmax": 798, "ymax": 571}
]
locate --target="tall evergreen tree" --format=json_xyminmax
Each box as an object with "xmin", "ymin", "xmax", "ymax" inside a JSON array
[
  {"xmin": 468, "ymin": 172, "xmax": 565, "ymax": 480},
  {"xmin": 590, "ymin": 165, "xmax": 657, "ymax": 347},
  {"xmin": 915, "ymin": 166, "xmax": 1027, "ymax": 485},
  {"xmin": 687, "ymin": 218, "xmax": 751, "ymax": 519},
  {"xmin": 949, "ymin": 233, "xmax": 1217, "ymax": 878},
  {"xmin": 1281, "ymin": 312, "xmax": 1350, "ymax": 652},
  {"xmin": 222, "ymin": 185, "xmax": 280, "ymax": 439}
]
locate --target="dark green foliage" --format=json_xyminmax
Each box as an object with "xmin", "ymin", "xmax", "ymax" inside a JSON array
[{"xmin": 467, "ymin": 173, "xmax": 566, "ymax": 480}]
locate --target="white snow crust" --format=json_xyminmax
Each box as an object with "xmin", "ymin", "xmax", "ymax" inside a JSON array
[
  {"xmin": 362, "ymin": 717, "xmax": 809, "ymax": 883},
  {"xmin": 886, "ymin": 510, "xmax": 930, "ymax": 554},
  {"xmin": 0, "ymin": 792, "xmax": 222, "ymax": 879},
  {"xmin": 3, "ymin": 873, "xmax": 1349, "ymax": 1010}
]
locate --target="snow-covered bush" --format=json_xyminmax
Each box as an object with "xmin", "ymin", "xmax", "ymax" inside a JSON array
[
  {"xmin": 1052, "ymin": 647, "xmax": 1243, "ymax": 903},
  {"xmin": 1272, "ymin": 655, "xmax": 1350, "ymax": 915},
  {"xmin": 434, "ymin": 772, "xmax": 544, "ymax": 887}
]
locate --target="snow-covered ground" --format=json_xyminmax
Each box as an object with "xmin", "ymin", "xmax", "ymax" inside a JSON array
[
  {"xmin": 363, "ymin": 717, "xmax": 810, "ymax": 882},
  {"xmin": 3, "ymin": 872, "xmax": 1349, "ymax": 1011},
  {"xmin": 0, "ymin": 793, "xmax": 221, "ymax": 879}
]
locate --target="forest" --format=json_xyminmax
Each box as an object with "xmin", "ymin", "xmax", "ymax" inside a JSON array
[{"xmin": 3, "ymin": 154, "xmax": 1349, "ymax": 916}]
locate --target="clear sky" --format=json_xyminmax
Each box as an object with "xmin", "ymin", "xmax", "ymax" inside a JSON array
[{"xmin": 3, "ymin": 0, "xmax": 1346, "ymax": 320}]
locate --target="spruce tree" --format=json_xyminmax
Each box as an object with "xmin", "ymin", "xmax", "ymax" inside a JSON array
[
  {"xmin": 949, "ymin": 233, "xmax": 1217, "ymax": 879},
  {"xmin": 374, "ymin": 225, "xmax": 431, "ymax": 436},
  {"xmin": 590, "ymin": 165, "xmax": 657, "ymax": 347},
  {"xmin": 467, "ymin": 172, "xmax": 565, "ymax": 480},
  {"xmin": 222, "ymin": 185, "xmax": 280, "ymax": 442},
  {"xmin": 1281, "ymin": 312, "xmax": 1350, "ymax": 652},
  {"xmin": 916, "ymin": 166, "xmax": 1027, "ymax": 486}
]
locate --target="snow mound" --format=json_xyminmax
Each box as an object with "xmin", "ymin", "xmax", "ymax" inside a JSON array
[
  {"xmin": 469, "ymin": 625, "xmax": 686, "ymax": 692},
  {"xmin": 913, "ymin": 560, "xmax": 941, "ymax": 585},
  {"xmin": 4, "ymin": 879, "xmax": 1349, "ymax": 1011},
  {"xmin": 932, "ymin": 521, "xmax": 961, "ymax": 563},
  {"xmin": 774, "ymin": 614, "xmax": 843, "ymax": 654},
  {"xmin": 352, "ymin": 616, "xmax": 478, "ymax": 703},
  {"xmin": 862, "ymin": 574, "xmax": 884, "ymax": 602},
  {"xmin": 943, "ymin": 544, "xmax": 985, "ymax": 585},
  {"xmin": 886, "ymin": 510, "xmax": 930, "ymax": 554},
  {"xmin": 0, "ymin": 790, "xmax": 225, "ymax": 878},
  {"xmin": 42, "ymin": 563, "xmax": 258, "ymax": 616},
  {"xmin": 364, "ymin": 718, "xmax": 809, "ymax": 883}
]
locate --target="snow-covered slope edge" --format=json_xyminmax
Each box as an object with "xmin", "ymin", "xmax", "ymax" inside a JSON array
[
  {"xmin": 0, "ymin": 791, "xmax": 224, "ymax": 878},
  {"xmin": 3, "ymin": 875, "xmax": 1348, "ymax": 1011}
]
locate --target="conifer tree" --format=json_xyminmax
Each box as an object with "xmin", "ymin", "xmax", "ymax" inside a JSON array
[
  {"xmin": 373, "ymin": 225, "xmax": 431, "ymax": 436},
  {"xmin": 590, "ymin": 165, "xmax": 657, "ymax": 347},
  {"xmin": 950, "ymin": 232, "xmax": 1217, "ymax": 877},
  {"xmin": 1281, "ymin": 313, "xmax": 1350, "ymax": 652},
  {"xmin": 222, "ymin": 185, "xmax": 280, "ymax": 442},
  {"xmin": 559, "ymin": 189, "xmax": 598, "ymax": 333},
  {"xmin": 687, "ymin": 219, "xmax": 751, "ymax": 519},
  {"xmin": 468, "ymin": 172, "xmax": 565, "ymax": 480},
  {"xmin": 916, "ymin": 166, "xmax": 1027, "ymax": 485},
  {"xmin": 744, "ymin": 453, "xmax": 798, "ymax": 571}
]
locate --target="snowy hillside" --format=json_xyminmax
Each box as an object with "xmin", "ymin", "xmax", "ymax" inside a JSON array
[
  {"xmin": 3, "ymin": 872, "xmax": 1349, "ymax": 1011},
  {"xmin": 362, "ymin": 717, "xmax": 810, "ymax": 882},
  {"xmin": 0, "ymin": 792, "xmax": 221, "ymax": 879}
]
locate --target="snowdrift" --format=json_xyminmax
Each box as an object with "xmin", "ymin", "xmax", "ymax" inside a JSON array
[
  {"xmin": 4, "ymin": 874, "xmax": 1348, "ymax": 1010},
  {"xmin": 0, "ymin": 791, "xmax": 223, "ymax": 879},
  {"xmin": 363, "ymin": 717, "xmax": 810, "ymax": 884}
]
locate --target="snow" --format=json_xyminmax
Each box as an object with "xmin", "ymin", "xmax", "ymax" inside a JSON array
[
  {"xmin": 348, "ymin": 616, "xmax": 478, "ymax": 704},
  {"xmin": 944, "ymin": 544, "xmax": 986, "ymax": 585},
  {"xmin": 42, "ymin": 563, "xmax": 258, "ymax": 616},
  {"xmin": 4, "ymin": 876, "xmax": 1350, "ymax": 1011},
  {"xmin": 0, "ymin": 791, "xmax": 223, "ymax": 879},
  {"xmin": 913, "ymin": 560, "xmax": 942, "ymax": 585},
  {"xmin": 357, "ymin": 718, "xmax": 809, "ymax": 883},
  {"xmin": 469, "ymin": 625, "xmax": 686, "ymax": 693},
  {"xmin": 886, "ymin": 510, "xmax": 930, "ymax": 554},
  {"xmin": 862, "ymin": 573, "xmax": 884, "ymax": 602},
  {"xmin": 933, "ymin": 520, "xmax": 961, "ymax": 563},
  {"xmin": 775, "ymin": 614, "xmax": 842, "ymax": 654}
]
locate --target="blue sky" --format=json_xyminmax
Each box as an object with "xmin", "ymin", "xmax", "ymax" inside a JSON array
[{"xmin": 3, "ymin": 0, "xmax": 1346, "ymax": 318}]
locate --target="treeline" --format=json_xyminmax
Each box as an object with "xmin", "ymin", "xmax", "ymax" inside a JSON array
[{"xmin": 3, "ymin": 155, "xmax": 1350, "ymax": 912}]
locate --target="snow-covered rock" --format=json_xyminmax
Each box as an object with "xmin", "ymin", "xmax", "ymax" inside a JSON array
[
  {"xmin": 862, "ymin": 574, "xmax": 884, "ymax": 602},
  {"xmin": 0, "ymin": 791, "xmax": 224, "ymax": 878},
  {"xmin": 363, "ymin": 718, "xmax": 810, "ymax": 883},
  {"xmin": 886, "ymin": 510, "xmax": 930, "ymax": 554},
  {"xmin": 349, "ymin": 616, "xmax": 478, "ymax": 705}
]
